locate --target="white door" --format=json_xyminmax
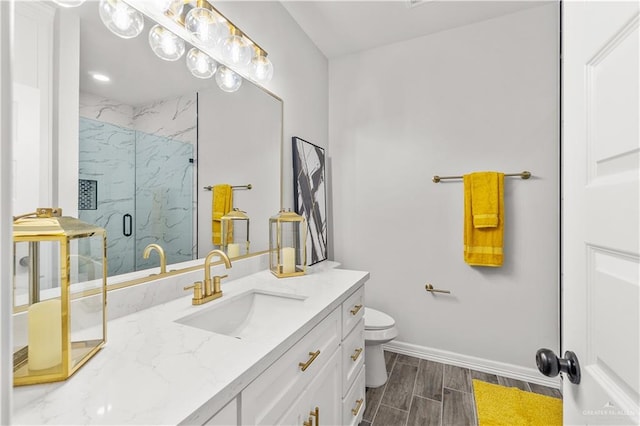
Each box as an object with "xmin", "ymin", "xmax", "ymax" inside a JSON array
[{"xmin": 563, "ymin": 1, "xmax": 639, "ymax": 424}]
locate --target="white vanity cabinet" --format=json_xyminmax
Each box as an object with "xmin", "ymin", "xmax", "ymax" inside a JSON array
[
  {"xmin": 240, "ymin": 285, "xmax": 366, "ymax": 426},
  {"xmin": 277, "ymin": 349, "xmax": 342, "ymax": 425},
  {"xmin": 203, "ymin": 397, "xmax": 238, "ymax": 425},
  {"xmin": 241, "ymin": 308, "xmax": 342, "ymax": 425},
  {"xmin": 341, "ymin": 287, "xmax": 366, "ymax": 425}
]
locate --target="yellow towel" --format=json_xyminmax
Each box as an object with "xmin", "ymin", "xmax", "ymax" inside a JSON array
[
  {"xmin": 212, "ymin": 184, "xmax": 233, "ymax": 245},
  {"xmin": 464, "ymin": 172, "xmax": 504, "ymax": 267},
  {"xmin": 471, "ymin": 172, "xmax": 500, "ymax": 228}
]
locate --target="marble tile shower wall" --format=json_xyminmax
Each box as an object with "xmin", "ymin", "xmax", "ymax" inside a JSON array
[
  {"xmin": 79, "ymin": 118, "xmax": 136, "ymax": 276},
  {"xmin": 135, "ymin": 132, "xmax": 193, "ymax": 270},
  {"xmin": 79, "ymin": 92, "xmax": 197, "ymax": 276}
]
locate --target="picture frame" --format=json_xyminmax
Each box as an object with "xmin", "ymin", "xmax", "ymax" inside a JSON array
[{"xmin": 292, "ymin": 136, "xmax": 327, "ymax": 265}]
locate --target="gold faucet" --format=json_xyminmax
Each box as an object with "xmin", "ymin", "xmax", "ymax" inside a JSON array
[
  {"xmin": 143, "ymin": 243, "xmax": 166, "ymax": 274},
  {"xmin": 184, "ymin": 249, "xmax": 232, "ymax": 305}
]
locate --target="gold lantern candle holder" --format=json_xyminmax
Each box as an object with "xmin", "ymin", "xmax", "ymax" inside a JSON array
[
  {"xmin": 269, "ymin": 209, "xmax": 307, "ymax": 278},
  {"xmin": 221, "ymin": 208, "xmax": 250, "ymax": 258},
  {"xmin": 12, "ymin": 208, "xmax": 107, "ymax": 386}
]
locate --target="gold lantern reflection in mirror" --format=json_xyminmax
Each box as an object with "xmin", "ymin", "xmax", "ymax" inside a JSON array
[
  {"xmin": 12, "ymin": 208, "xmax": 107, "ymax": 386},
  {"xmin": 221, "ymin": 208, "xmax": 250, "ymax": 258},
  {"xmin": 269, "ymin": 209, "xmax": 307, "ymax": 278}
]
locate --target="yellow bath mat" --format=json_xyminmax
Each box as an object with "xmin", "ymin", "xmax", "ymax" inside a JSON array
[{"xmin": 473, "ymin": 379, "xmax": 562, "ymax": 426}]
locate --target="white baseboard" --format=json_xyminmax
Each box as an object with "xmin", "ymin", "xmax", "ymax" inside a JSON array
[{"xmin": 383, "ymin": 340, "xmax": 561, "ymax": 389}]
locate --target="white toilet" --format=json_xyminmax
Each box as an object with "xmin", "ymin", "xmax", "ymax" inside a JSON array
[{"xmin": 364, "ymin": 307, "xmax": 398, "ymax": 388}]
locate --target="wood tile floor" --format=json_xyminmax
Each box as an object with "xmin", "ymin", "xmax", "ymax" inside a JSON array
[{"xmin": 360, "ymin": 351, "xmax": 562, "ymax": 426}]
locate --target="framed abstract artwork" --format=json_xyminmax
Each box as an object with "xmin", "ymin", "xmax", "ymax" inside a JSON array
[{"xmin": 292, "ymin": 136, "xmax": 327, "ymax": 265}]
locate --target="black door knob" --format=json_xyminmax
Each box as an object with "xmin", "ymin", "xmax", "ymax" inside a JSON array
[{"xmin": 536, "ymin": 348, "xmax": 581, "ymax": 384}]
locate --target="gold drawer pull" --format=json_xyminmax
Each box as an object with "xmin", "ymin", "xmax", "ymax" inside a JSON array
[
  {"xmin": 350, "ymin": 304, "xmax": 363, "ymax": 315},
  {"xmin": 299, "ymin": 350, "xmax": 321, "ymax": 371},
  {"xmin": 351, "ymin": 398, "xmax": 364, "ymax": 416},
  {"xmin": 351, "ymin": 347, "xmax": 363, "ymax": 361},
  {"xmin": 303, "ymin": 407, "xmax": 319, "ymax": 426}
]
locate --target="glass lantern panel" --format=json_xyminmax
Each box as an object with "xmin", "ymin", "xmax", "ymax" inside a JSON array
[
  {"xmin": 13, "ymin": 240, "xmax": 65, "ymax": 379},
  {"xmin": 69, "ymin": 235, "xmax": 105, "ymax": 370},
  {"xmin": 230, "ymin": 219, "xmax": 249, "ymax": 257}
]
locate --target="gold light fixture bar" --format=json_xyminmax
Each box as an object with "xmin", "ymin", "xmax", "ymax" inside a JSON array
[
  {"xmin": 432, "ymin": 170, "xmax": 532, "ymax": 183},
  {"xmin": 169, "ymin": 0, "xmax": 268, "ymax": 57}
]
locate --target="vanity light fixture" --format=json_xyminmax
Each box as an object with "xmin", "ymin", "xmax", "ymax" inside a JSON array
[
  {"xmin": 148, "ymin": 24, "xmax": 186, "ymax": 61},
  {"xmin": 153, "ymin": 0, "xmax": 184, "ymax": 17},
  {"xmin": 98, "ymin": 0, "xmax": 144, "ymax": 39},
  {"xmin": 184, "ymin": 0, "xmax": 229, "ymax": 48},
  {"xmin": 215, "ymin": 65, "xmax": 242, "ymax": 93},
  {"xmin": 250, "ymin": 48, "xmax": 274, "ymax": 84},
  {"xmin": 220, "ymin": 27, "xmax": 253, "ymax": 67},
  {"xmin": 186, "ymin": 47, "xmax": 217, "ymax": 79},
  {"xmin": 52, "ymin": 0, "xmax": 86, "ymax": 7},
  {"xmin": 81, "ymin": 0, "xmax": 275, "ymax": 92}
]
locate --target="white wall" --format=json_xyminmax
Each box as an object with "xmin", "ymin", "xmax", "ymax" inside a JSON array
[
  {"xmin": 212, "ymin": 2, "xmax": 329, "ymax": 211},
  {"xmin": 0, "ymin": 1, "xmax": 13, "ymax": 422},
  {"xmin": 330, "ymin": 4, "xmax": 559, "ymax": 372}
]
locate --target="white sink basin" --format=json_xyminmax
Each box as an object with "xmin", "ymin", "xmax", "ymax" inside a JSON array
[{"xmin": 175, "ymin": 290, "xmax": 307, "ymax": 340}]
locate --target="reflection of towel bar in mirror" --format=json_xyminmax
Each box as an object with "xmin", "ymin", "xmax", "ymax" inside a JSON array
[
  {"xmin": 425, "ymin": 284, "xmax": 451, "ymax": 294},
  {"xmin": 204, "ymin": 184, "xmax": 253, "ymax": 191},
  {"xmin": 432, "ymin": 171, "xmax": 531, "ymax": 183}
]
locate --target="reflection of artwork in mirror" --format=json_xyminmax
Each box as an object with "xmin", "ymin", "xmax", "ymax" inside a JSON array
[
  {"xmin": 78, "ymin": 93, "xmax": 196, "ymax": 276},
  {"xmin": 292, "ymin": 137, "xmax": 327, "ymax": 265}
]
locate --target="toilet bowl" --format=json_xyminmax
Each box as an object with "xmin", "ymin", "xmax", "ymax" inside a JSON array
[{"xmin": 364, "ymin": 307, "xmax": 398, "ymax": 388}]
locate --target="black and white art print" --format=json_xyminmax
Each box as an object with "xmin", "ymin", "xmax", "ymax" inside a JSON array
[{"xmin": 292, "ymin": 137, "xmax": 327, "ymax": 265}]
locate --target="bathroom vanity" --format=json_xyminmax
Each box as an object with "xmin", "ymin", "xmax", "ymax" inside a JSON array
[{"xmin": 12, "ymin": 264, "xmax": 368, "ymax": 425}]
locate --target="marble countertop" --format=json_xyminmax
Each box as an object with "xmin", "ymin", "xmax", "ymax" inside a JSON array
[{"xmin": 13, "ymin": 265, "xmax": 369, "ymax": 425}]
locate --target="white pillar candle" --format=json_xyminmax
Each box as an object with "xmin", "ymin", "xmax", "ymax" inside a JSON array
[
  {"xmin": 28, "ymin": 299, "xmax": 62, "ymax": 370},
  {"xmin": 282, "ymin": 246, "xmax": 296, "ymax": 274},
  {"xmin": 227, "ymin": 243, "xmax": 240, "ymax": 258}
]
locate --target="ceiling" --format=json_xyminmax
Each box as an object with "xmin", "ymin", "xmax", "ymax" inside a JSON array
[{"xmin": 281, "ymin": 1, "xmax": 550, "ymax": 59}]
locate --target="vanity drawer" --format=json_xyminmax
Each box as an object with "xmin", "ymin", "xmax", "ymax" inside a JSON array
[
  {"xmin": 342, "ymin": 286, "xmax": 364, "ymax": 338},
  {"xmin": 342, "ymin": 318, "xmax": 365, "ymax": 396},
  {"xmin": 241, "ymin": 307, "xmax": 341, "ymax": 425},
  {"xmin": 342, "ymin": 366, "xmax": 366, "ymax": 426}
]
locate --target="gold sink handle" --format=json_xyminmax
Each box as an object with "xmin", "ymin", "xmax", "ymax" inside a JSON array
[
  {"xmin": 213, "ymin": 274, "xmax": 228, "ymax": 294},
  {"xmin": 184, "ymin": 282, "xmax": 203, "ymax": 303}
]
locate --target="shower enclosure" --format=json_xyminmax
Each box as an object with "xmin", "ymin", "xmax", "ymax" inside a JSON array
[{"xmin": 79, "ymin": 117, "xmax": 194, "ymax": 277}]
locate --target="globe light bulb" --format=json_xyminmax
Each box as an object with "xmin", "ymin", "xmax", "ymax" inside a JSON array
[
  {"xmin": 148, "ymin": 25, "xmax": 185, "ymax": 61},
  {"xmin": 250, "ymin": 54, "xmax": 274, "ymax": 83},
  {"xmin": 215, "ymin": 66, "xmax": 242, "ymax": 93},
  {"xmin": 51, "ymin": 0, "xmax": 86, "ymax": 7},
  {"xmin": 185, "ymin": 7, "xmax": 216, "ymax": 47},
  {"xmin": 220, "ymin": 34, "xmax": 252, "ymax": 66},
  {"xmin": 186, "ymin": 48, "xmax": 217, "ymax": 79},
  {"xmin": 98, "ymin": 0, "xmax": 144, "ymax": 39},
  {"xmin": 153, "ymin": 0, "xmax": 184, "ymax": 16}
]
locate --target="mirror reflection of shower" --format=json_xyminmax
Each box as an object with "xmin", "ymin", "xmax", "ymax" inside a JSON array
[{"xmin": 78, "ymin": 95, "xmax": 196, "ymax": 277}]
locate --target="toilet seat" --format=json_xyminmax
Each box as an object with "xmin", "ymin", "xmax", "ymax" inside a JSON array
[{"xmin": 365, "ymin": 308, "xmax": 395, "ymax": 330}]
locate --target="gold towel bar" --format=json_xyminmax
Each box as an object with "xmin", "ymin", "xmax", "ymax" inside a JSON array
[
  {"xmin": 204, "ymin": 184, "xmax": 252, "ymax": 191},
  {"xmin": 432, "ymin": 171, "xmax": 531, "ymax": 183}
]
